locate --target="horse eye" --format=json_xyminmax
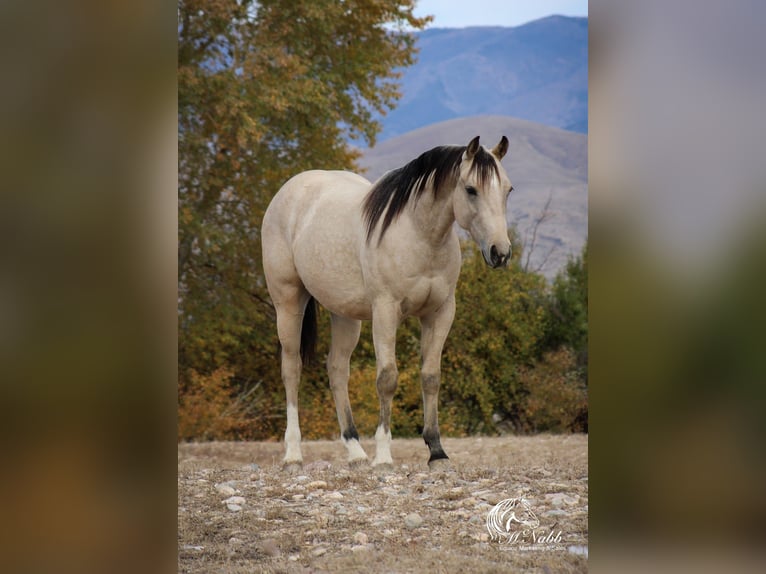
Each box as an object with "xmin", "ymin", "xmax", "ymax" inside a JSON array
[
  {"xmin": 508, "ymin": 186, "xmax": 514, "ymax": 194},
  {"xmin": 466, "ymin": 186, "xmax": 478, "ymax": 196}
]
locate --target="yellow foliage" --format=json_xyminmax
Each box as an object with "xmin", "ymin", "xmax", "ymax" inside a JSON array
[
  {"xmin": 517, "ymin": 348, "xmax": 588, "ymax": 433},
  {"xmin": 178, "ymin": 367, "xmax": 249, "ymax": 440}
]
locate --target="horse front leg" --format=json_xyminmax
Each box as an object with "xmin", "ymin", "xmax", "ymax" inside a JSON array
[
  {"xmin": 371, "ymin": 302, "xmax": 400, "ymax": 469},
  {"xmin": 420, "ymin": 292, "xmax": 456, "ymax": 469}
]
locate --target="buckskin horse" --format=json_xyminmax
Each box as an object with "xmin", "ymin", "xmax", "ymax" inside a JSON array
[{"xmin": 262, "ymin": 136, "xmax": 513, "ymax": 470}]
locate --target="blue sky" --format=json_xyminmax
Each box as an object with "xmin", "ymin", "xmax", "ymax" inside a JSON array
[{"xmin": 413, "ymin": 0, "xmax": 588, "ymax": 28}]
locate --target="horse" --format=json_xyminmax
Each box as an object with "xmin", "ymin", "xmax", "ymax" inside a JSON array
[{"xmin": 261, "ymin": 135, "xmax": 513, "ymax": 470}]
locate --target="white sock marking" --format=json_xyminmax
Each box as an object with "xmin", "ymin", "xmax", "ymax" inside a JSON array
[
  {"xmin": 342, "ymin": 437, "xmax": 368, "ymax": 462},
  {"xmin": 373, "ymin": 424, "xmax": 393, "ymax": 466},
  {"xmin": 284, "ymin": 404, "xmax": 302, "ymax": 463}
]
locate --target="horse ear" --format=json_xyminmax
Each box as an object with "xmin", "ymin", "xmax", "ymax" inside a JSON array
[
  {"xmin": 465, "ymin": 136, "xmax": 481, "ymax": 161},
  {"xmin": 492, "ymin": 136, "xmax": 509, "ymax": 160}
]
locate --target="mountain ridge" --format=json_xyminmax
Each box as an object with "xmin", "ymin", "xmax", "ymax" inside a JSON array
[{"xmin": 375, "ymin": 15, "xmax": 588, "ymax": 142}]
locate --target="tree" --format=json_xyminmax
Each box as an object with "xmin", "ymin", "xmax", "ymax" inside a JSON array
[
  {"xmin": 545, "ymin": 242, "xmax": 588, "ymax": 374},
  {"xmin": 178, "ymin": 1, "xmax": 430, "ymax": 439}
]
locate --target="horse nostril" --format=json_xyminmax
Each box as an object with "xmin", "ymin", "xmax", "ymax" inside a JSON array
[{"xmin": 490, "ymin": 245, "xmax": 499, "ymax": 266}]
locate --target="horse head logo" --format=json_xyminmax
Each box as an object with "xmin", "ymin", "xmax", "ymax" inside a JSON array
[{"xmin": 486, "ymin": 498, "xmax": 540, "ymax": 542}]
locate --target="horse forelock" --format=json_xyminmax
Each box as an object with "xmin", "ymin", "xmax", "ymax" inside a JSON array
[
  {"xmin": 468, "ymin": 146, "xmax": 502, "ymax": 189},
  {"xmin": 363, "ymin": 144, "xmax": 500, "ymax": 243}
]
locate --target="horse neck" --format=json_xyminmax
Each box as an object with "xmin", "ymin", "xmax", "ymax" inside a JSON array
[{"xmin": 408, "ymin": 184, "xmax": 456, "ymax": 247}]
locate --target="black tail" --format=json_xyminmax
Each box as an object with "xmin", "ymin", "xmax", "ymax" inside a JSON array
[{"xmin": 300, "ymin": 297, "xmax": 318, "ymax": 366}]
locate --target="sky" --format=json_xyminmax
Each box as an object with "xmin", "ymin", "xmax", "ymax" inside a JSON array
[{"xmin": 413, "ymin": 0, "xmax": 588, "ymax": 28}]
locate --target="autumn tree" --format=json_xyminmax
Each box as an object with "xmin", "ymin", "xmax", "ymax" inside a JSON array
[
  {"xmin": 545, "ymin": 242, "xmax": 588, "ymax": 372},
  {"xmin": 178, "ymin": 1, "xmax": 429, "ymax": 438}
]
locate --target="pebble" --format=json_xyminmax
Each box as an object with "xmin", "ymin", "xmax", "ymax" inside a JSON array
[
  {"xmin": 307, "ymin": 480, "xmax": 328, "ymax": 490},
  {"xmin": 304, "ymin": 460, "xmax": 333, "ymax": 472},
  {"xmin": 404, "ymin": 513, "xmax": 423, "ymax": 529},
  {"xmin": 324, "ymin": 491, "xmax": 344, "ymax": 500},
  {"xmin": 260, "ymin": 539, "xmax": 281, "ymax": 557},
  {"xmin": 292, "ymin": 494, "xmax": 305, "ymax": 501},
  {"xmin": 227, "ymin": 504, "xmax": 242, "ymax": 512},
  {"xmin": 545, "ymin": 509, "xmax": 567, "ymax": 517},
  {"xmin": 215, "ymin": 484, "xmax": 237, "ymax": 496},
  {"xmin": 546, "ymin": 493, "xmax": 579, "ymax": 507},
  {"xmin": 311, "ymin": 547, "xmax": 327, "ymax": 557},
  {"xmin": 351, "ymin": 544, "xmax": 370, "ymax": 553},
  {"xmin": 223, "ymin": 496, "xmax": 245, "ymax": 505},
  {"xmin": 568, "ymin": 545, "xmax": 588, "ymax": 558},
  {"xmin": 352, "ymin": 532, "xmax": 368, "ymax": 545}
]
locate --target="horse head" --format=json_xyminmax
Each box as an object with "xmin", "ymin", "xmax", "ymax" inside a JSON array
[{"xmin": 453, "ymin": 135, "xmax": 513, "ymax": 268}]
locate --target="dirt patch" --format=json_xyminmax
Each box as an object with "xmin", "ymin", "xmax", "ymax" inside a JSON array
[{"xmin": 178, "ymin": 435, "xmax": 588, "ymax": 573}]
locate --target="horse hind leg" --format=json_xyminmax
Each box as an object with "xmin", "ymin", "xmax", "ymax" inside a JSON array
[
  {"xmin": 371, "ymin": 302, "xmax": 399, "ymax": 470},
  {"xmin": 274, "ymin": 287, "xmax": 313, "ymax": 470},
  {"xmin": 328, "ymin": 313, "xmax": 368, "ymax": 466}
]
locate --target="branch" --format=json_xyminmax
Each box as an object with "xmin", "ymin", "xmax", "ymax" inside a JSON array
[{"xmin": 523, "ymin": 190, "xmax": 555, "ymax": 272}]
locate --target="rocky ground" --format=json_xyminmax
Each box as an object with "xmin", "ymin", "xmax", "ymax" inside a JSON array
[{"xmin": 178, "ymin": 435, "xmax": 588, "ymax": 573}]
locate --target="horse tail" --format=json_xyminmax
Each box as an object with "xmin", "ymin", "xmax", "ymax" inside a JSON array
[{"xmin": 300, "ymin": 297, "xmax": 318, "ymax": 366}]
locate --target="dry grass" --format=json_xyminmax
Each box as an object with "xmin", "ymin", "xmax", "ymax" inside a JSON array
[{"xmin": 178, "ymin": 435, "xmax": 588, "ymax": 573}]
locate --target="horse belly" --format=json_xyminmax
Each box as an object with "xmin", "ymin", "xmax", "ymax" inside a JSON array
[{"xmin": 292, "ymin": 194, "xmax": 371, "ymax": 320}]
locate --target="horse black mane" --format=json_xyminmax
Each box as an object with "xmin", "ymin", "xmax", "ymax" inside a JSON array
[{"xmin": 362, "ymin": 144, "xmax": 500, "ymax": 243}]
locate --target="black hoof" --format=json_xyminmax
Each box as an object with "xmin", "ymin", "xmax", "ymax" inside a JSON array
[{"xmin": 428, "ymin": 457, "xmax": 451, "ymax": 471}]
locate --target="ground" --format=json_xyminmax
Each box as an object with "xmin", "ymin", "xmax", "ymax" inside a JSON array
[{"xmin": 178, "ymin": 435, "xmax": 588, "ymax": 573}]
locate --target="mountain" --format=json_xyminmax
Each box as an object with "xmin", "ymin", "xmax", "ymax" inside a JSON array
[
  {"xmin": 358, "ymin": 115, "xmax": 587, "ymax": 278},
  {"xmin": 376, "ymin": 15, "xmax": 588, "ymax": 142}
]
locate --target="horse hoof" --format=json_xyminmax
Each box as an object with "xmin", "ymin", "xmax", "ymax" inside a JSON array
[
  {"xmin": 428, "ymin": 457, "xmax": 451, "ymax": 472},
  {"xmin": 373, "ymin": 462, "xmax": 394, "ymax": 474},
  {"xmin": 282, "ymin": 461, "xmax": 303, "ymax": 474}
]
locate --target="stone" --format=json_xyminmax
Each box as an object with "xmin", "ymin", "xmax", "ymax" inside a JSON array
[
  {"xmin": 227, "ymin": 504, "xmax": 242, "ymax": 512},
  {"xmin": 545, "ymin": 509, "xmax": 567, "ymax": 517},
  {"xmin": 311, "ymin": 547, "xmax": 327, "ymax": 557},
  {"xmin": 546, "ymin": 493, "xmax": 579, "ymax": 507},
  {"xmin": 215, "ymin": 484, "xmax": 236, "ymax": 496},
  {"xmin": 223, "ymin": 496, "xmax": 245, "ymax": 505},
  {"xmin": 304, "ymin": 460, "xmax": 333, "ymax": 472},
  {"xmin": 352, "ymin": 532, "xmax": 368, "ymax": 545},
  {"xmin": 324, "ymin": 491, "xmax": 344, "ymax": 500},
  {"xmin": 260, "ymin": 539, "xmax": 281, "ymax": 557},
  {"xmin": 404, "ymin": 513, "xmax": 423, "ymax": 529},
  {"xmin": 307, "ymin": 480, "xmax": 328, "ymax": 490}
]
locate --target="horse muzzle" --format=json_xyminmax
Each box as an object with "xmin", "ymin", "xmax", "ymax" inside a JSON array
[{"xmin": 484, "ymin": 244, "xmax": 511, "ymax": 268}]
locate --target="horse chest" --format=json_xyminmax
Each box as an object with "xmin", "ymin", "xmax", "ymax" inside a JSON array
[{"xmin": 398, "ymin": 275, "xmax": 451, "ymax": 317}]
